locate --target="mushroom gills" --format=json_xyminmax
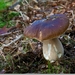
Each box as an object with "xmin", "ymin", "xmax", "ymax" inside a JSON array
[{"xmin": 43, "ymin": 38, "xmax": 64, "ymax": 63}]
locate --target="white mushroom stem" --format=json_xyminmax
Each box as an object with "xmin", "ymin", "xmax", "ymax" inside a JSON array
[{"xmin": 43, "ymin": 38, "xmax": 64, "ymax": 63}]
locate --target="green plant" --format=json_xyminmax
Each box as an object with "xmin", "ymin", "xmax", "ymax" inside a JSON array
[
  {"xmin": 0, "ymin": 0, "xmax": 12, "ymax": 11},
  {"xmin": 0, "ymin": 0, "xmax": 20, "ymax": 28},
  {"xmin": 0, "ymin": 21, "xmax": 6, "ymax": 28},
  {"xmin": 4, "ymin": 54, "xmax": 15, "ymax": 73},
  {"xmin": 41, "ymin": 61, "xmax": 65, "ymax": 74},
  {"xmin": 0, "ymin": 0, "xmax": 7, "ymax": 11},
  {"xmin": 7, "ymin": 11, "xmax": 20, "ymax": 28},
  {"xmin": 8, "ymin": 11, "xmax": 20, "ymax": 19},
  {"xmin": 0, "ymin": 56, "xmax": 5, "ymax": 71},
  {"xmin": 0, "ymin": 11, "xmax": 20, "ymax": 28}
]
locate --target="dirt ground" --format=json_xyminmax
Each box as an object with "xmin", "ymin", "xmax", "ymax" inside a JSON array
[{"xmin": 0, "ymin": 0, "xmax": 75, "ymax": 74}]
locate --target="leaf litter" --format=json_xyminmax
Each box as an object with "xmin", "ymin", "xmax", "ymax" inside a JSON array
[{"xmin": 0, "ymin": 0, "xmax": 75, "ymax": 74}]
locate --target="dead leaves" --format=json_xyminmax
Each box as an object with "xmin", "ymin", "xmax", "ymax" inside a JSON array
[{"xmin": 0, "ymin": 0, "xmax": 75, "ymax": 73}]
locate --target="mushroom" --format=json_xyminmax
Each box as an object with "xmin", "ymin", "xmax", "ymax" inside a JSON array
[{"xmin": 24, "ymin": 14, "xmax": 69, "ymax": 63}]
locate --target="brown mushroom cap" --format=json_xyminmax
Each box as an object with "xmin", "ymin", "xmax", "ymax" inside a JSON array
[{"xmin": 24, "ymin": 14, "xmax": 69, "ymax": 42}]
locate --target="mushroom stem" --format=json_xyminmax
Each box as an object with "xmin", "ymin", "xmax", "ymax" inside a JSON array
[{"xmin": 43, "ymin": 38, "xmax": 64, "ymax": 63}]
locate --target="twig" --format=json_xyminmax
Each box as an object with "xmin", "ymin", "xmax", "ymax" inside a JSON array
[
  {"xmin": 2, "ymin": 34, "xmax": 23, "ymax": 48},
  {"xmin": 67, "ymin": 10, "xmax": 75, "ymax": 20},
  {"xmin": 0, "ymin": 32, "xmax": 11, "ymax": 37},
  {"xmin": 0, "ymin": 30, "xmax": 22, "ymax": 37},
  {"xmin": 24, "ymin": 0, "xmax": 30, "ymax": 6},
  {"xmin": 0, "ymin": 34, "xmax": 23, "ymax": 55},
  {"xmin": 0, "ymin": 34, "xmax": 23, "ymax": 61},
  {"xmin": 0, "ymin": 50, "xmax": 6, "ymax": 61},
  {"xmin": 19, "ymin": 11, "xmax": 29, "ymax": 21}
]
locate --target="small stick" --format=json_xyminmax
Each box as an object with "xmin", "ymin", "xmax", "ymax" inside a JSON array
[
  {"xmin": 2, "ymin": 34, "xmax": 23, "ymax": 48},
  {"xmin": 0, "ymin": 34, "xmax": 23, "ymax": 61},
  {"xmin": 0, "ymin": 30, "xmax": 22, "ymax": 37}
]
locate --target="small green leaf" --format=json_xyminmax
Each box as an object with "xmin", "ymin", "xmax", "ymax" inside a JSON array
[
  {"xmin": 0, "ymin": 0, "xmax": 7, "ymax": 11},
  {"xmin": 0, "ymin": 21, "xmax": 6, "ymax": 28}
]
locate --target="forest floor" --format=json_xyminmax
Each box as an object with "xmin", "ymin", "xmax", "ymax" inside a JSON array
[{"xmin": 0, "ymin": 0, "xmax": 75, "ymax": 74}]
